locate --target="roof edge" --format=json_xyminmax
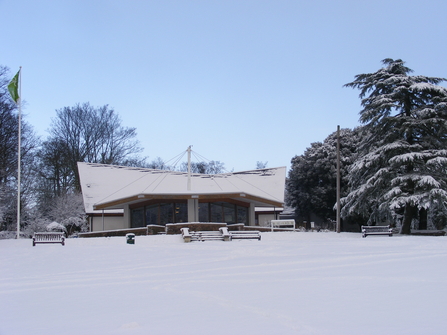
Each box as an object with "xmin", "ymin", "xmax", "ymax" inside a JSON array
[{"xmin": 94, "ymin": 192, "xmax": 283, "ymax": 210}]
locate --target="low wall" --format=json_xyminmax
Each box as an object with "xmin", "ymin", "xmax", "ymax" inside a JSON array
[
  {"xmin": 147, "ymin": 225, "xmax": 166, "ymax": 235},
  {"xmin": 411, "ymin": 230, "xmax": 446, "ymax": 236},
  {"xmin": 227, "ymin": 223, "xmax": 244, "ymax": 231},
  {"xmin": 78, "ymin": 222, "xmax": 282, "ymax": 238},
  {"xmin": 78, "ymin": 227, "xmax": 147, "ymax": 238}
]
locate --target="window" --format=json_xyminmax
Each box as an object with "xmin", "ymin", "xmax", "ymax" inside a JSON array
[
  {"xmin": 145, "ymin": 204, "xmax": 158, "ymax": 225},
  {"xmin": 174, "ymin": 203, "xmax": 187, "ymax": 223},
  {"xmin": 210, "ymin": 202, "xmax": 223, "ymax": 222},
  {"xmin": 223, "ymin": 202, "xmax": 236, "ymax": 224},
  {"xmin": 237, "ymin": 206, "xmax": 248, "ymax": 224},
  {"xmin": 131, "ymin": 208, "xmax": 144, "ymax": 228},
  {"xmin": 131, "ymin": 200, "xmax": 248, "ymax": 226},
  {"xmin": 198, "ymin": 202, "xmax": 209, "ymax": 222},
  {"xmin": 159, "ymin": 203, "xmax": 174, "ymax": 225}
]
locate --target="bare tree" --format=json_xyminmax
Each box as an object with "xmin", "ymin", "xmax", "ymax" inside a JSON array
[
  {"xmin": 146, "ymin": 157, "xmax": 172, "ymax": 170},
  {"xmin": 178, "ymin": 161, "xmax": 225, "ymax": 174},
  {"xmin": 256, "ymin": 161, "xmax": 268, "ymax": 169},
  {"xmin": 35, "ymin": 139, "xmax": 74, "ymax": 215},
  {"xmin": 45, "ymin": 103, "xmax": 144, "ymax": 191}
]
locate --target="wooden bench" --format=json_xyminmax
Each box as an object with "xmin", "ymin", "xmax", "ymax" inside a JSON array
[
  {"xmin": 180, "ymin": 228, "xmax": 230, "ymax": 242},
  {"xmin": 33, "ymin": 232, "xmax": 65, "ymax": 246},
  {"xmin": 191, "ymin": 231, "xmax": 224, "ymax": 242},
  {"xmin": 270, "ymin": 219, "xmax": 295, "ymax": 231},
  {"xmin": 361, "ymin": 225, "xmax": 393, "ymax": 238},
  {"xmin": 230, "ymin": 231, "xmax": 261, "ymax": 240}
]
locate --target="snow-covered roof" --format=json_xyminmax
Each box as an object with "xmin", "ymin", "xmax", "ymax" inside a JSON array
[{"xmin": 78, "ymin": 162, "xmax": 286, "ymax": 213}]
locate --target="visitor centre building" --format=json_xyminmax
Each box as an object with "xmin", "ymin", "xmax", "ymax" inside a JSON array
[{"xmin": 78, "ymin": 162, "xmax": 286, "ymax": 232}]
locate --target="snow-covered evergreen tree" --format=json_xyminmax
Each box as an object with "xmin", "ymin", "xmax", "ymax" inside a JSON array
[
  {"xmin": 342, "ymin": 59, "xmax": 447, "ymax": 233},
  {"xmin": 287, "ymin": 128, "xmax": 361, "ymax": 228}
]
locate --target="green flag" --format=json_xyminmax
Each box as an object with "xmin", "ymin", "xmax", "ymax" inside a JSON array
[{"xmin": 8, "ymin": 69, "xmax": 20, "ymax": 104}]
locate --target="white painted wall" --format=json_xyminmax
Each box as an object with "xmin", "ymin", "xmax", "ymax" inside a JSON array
[
  {"xmin": 187, "ymin": 199, "xmax": 199, "ymax": 222},
  {"xmin": 91, "ymin": 216, "xmax": 125, "ymax": 231},
  {"xmin": 258, "ymin": 214, "xmax": 276, "ymax": 227},
  {"xmin": 249, "ymin": 203, "xmax": 255, "ymax": 226},
  {"xmin": 123, "ymin": 205, "xmax": 130, "ymax": 228}
]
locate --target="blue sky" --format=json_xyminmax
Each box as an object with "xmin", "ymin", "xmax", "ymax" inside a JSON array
[{"xmin": 2, "ymin": 0, "xmax": 447, "ymax": 172}]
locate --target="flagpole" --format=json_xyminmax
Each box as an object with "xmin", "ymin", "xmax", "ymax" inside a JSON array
[{"xmin": 16, "ymin": 67, "xmax": 22, "ymax": 239}]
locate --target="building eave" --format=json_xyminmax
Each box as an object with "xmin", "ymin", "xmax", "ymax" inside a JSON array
[{"xmin": 93, "ymin": 192, "xmax": 283, "ymax": 210}]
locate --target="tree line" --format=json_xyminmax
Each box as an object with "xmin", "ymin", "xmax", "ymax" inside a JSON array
[
  {"xmin": 287, "ymin": 59, "xmax": 447, "ymax": 233},
  {"xmin": 2, "ymin": 59, "xmax": 447, "ymax": 236}
]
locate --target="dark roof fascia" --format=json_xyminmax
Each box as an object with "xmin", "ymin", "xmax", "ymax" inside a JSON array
[{"xmin": 93, "ymin": 192, "xmax": 283, "ymax": 210}]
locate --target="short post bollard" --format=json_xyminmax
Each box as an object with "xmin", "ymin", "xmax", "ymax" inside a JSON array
[{"xmin": 126, "ymin": 233, "xmax": 135, "ymax": 244}]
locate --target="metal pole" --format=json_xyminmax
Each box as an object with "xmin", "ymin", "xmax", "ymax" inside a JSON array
[
  {"xmin": 336, "ymin": 125, "xmax": 341, "ymax": 233},
  {"xmin": 187, "ymin": 145, "xmax": 192, "ymax": 191},
  {"xmin": 16, "ymin": 67, "xmax": 22, "ymax": 239}
]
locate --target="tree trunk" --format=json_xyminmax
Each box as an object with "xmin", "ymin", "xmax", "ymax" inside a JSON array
[
  {"xmin": 419, "ymin": 208, "xmax": 428, "ymax": 230},
  {"xmin": 401, "ymin": 204, "xmax": 416, "ymax": 234}
]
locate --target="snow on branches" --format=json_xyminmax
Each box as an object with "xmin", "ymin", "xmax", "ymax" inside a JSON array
[{"xmin": 342, "ymin": 59, "xmax": 447, "ymax": 232}]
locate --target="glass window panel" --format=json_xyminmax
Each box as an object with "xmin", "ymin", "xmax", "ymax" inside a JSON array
[
  {"xmin": 145, "ymin": 204, "xmax": 159, "ymax": 225},
  {"xmin": 131, "ymin": 208, "xmax": 145, "ymax": 228},
  {"xmin": 223, "ymin": 203, "xmax": 236, "ymax": 224},
  {"xmin": 210, "ymin": 203, "xmax": 223, "ymax": 222},
  {"xmin": 159, "ymin": 203, "xmax": 174, "ymax": 225},
  {"xmin": 198, "ymin": 203, "xmax": 209, "ymax": 222},
  {"xmin": 237, "ymin": 206, "xmax": 248, "ymax": 224},
  {"xmin": 174, "ymin": 203, "xmax": 187, "ymax": 223}
]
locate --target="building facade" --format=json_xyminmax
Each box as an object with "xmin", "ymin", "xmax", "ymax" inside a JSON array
[{"xmin": 78, "ymin": 162, "xmax": 286, "ymax": 232}]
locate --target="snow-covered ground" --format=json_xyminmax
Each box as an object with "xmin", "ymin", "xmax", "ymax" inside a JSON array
[{"xmin": 1, "ymin": 232, "xmax": 446, "ymax": 335}]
